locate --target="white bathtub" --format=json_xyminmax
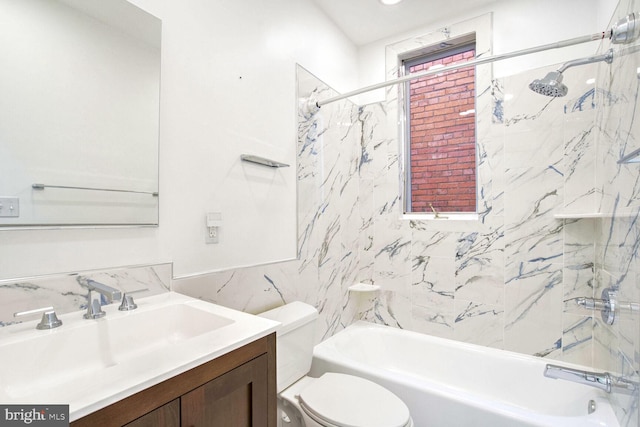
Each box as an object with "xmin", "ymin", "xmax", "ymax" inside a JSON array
[{"xmin": 309, "ymin": 321, "xmax": 619, "ymax": 427}]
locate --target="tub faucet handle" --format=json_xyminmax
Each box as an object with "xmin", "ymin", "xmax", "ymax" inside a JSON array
[
  {"xmin": 576, "ymin": 287, "xmax": 640, "ymax": 325},
  {"xmin": 576, "ymin": 288, "xmax": 617, "ymax": 325}
]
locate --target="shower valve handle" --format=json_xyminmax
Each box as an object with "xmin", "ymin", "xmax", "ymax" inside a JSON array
[{"xmin": 576, "ymin": 288, "xmax": 617, "ymax": 325}]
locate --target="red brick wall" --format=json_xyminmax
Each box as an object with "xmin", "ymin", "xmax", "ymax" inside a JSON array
[{"xmin": 408, "ymin": 48, "xmax": 476, "ymax": 213}]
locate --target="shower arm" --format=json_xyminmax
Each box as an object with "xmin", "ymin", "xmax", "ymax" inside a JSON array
[
  {"xmin": 313, "ymin": 31, "xmax": 610, "ymax": 109},
  {"xmin": 557, "ymin": 49, "xmax": 614, "ymax": 73}
]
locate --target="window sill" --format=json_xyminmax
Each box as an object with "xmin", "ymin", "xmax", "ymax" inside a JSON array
[{"xmin": 402, "ymin": 212, "xmax": 479, "ymax": 221}]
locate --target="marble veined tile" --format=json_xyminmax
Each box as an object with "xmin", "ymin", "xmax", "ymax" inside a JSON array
[
  {"xmin": 563, "ymin": 109, "xmax": 597, "ymax": 214},
  {"xmin": 504, "ymin": 104, "xmax": 563, "ymax": 169},
  {"xmin": 372, "ymin": 215, "xmax": 412, "ymax": 287},
  {"xmin": 491, "ymin": 78, "xmax": 505, "ymax": 125},
  {"xmin": 561, "ymin": 314, "xmax": 593, "ymax": 366},
  {"xmin": 359, "ymin": 104, "xmax": 394, "ymax": 182},
  {"xmin": 600, "ymin": 214, "xmax": 640, "ymax": 276},
  {"xmin": 409, "ymin": 225, "xmax": 457, "ymax": 255},
  {"xmin": 361, "ymin": 290, "xmax": 412, "ymax": 330},
  {"xmin": 562, "ymin": 218, "xmax": 595, "ymax": 307},
  {"xmin": 504, "ymin": 261, "xmax": 563, "ymax": 357},
  {"xmin": 455, "ymin": 227, "xmax": 505, "ymax": 306},
  {"xmin": 504, "ymin": 166, "xmax": 564, "ymax": 265},
  {"xmin": 477, "ymin": 125, "xmax": 506, "ymax": 220},
  {"xmin": 593, "ymin": 316, "xmax": 617, "ymax": 372},
  {"xmin": 358, "ymin": 177, "xmax": 376, "ymax": 282},
  {"xmin": 453, "ymin": 299, "xmax": 504, "ymax": 349},
  {"xmin": 410, "ymin": 250, "xmax": 455, "ymax": 309},
  {"xmin": 411, "ymin": 303, "xmax": 454, "ymax": 339}
]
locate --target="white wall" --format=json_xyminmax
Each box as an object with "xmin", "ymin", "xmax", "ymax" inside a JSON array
[
  {"xmin": 357, "ymin": 0, "xmax": 618, "ymax": 104},
  {"xmin": 136, "ymin": 0, "xmax": 358, "ymax": 279},
  {"xmin": 0, "ymin": 0, "xmax": 357, "ymax": 280}
]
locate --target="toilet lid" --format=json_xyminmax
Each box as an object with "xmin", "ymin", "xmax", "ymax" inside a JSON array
[{"xmin": 298, "ymin": 373, "xmax": 410, "ymax": 427}]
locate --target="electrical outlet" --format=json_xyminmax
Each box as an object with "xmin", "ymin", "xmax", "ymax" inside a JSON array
[
  {"xmin": 205, "ymin": 212, "xmax": 222, "ymax": 244},
  {"xmin": 205, "ymin": 226, "xmax": 219, "ymax": 244}
]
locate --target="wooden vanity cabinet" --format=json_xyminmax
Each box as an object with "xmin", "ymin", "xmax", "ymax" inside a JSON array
[
  {"xmin": 125, "ymin": 399, "xmax": 180, "ymax": 427},
  {"xmin": 71, "ymin": 333, "xmax": 276, "ymax": 427}
]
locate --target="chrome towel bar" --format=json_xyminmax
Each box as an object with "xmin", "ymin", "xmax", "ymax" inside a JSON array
[{"xmin": 32, "ymin": 183, "xmax": 158, "ymax": 196}]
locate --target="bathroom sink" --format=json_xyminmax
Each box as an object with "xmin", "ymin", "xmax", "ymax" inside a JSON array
[{"xmin": 0, "ymin": 292, "xmax": 279, "ymax": 420}]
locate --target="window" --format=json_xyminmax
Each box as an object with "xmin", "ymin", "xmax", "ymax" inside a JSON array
[{"xmin": 403, "ymin": 38, "xmax": 477, "ymax": 214}]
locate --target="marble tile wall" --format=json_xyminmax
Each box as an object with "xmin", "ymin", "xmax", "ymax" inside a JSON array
[
  {"xmin": 350, "ymin": 61, "xmax": 600, "ymax": 364},
  {"xmin": 592, "ymin": 0, "xmax": 640, "ymax": 424}
]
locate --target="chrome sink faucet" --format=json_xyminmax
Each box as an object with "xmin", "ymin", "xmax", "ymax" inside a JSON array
[
  {"xmin": 84, "ymin": 279, "xmax": 122, "ymax": 319},
  {"xmin": 544, "ymin": 364, "xmax": 637, "ymax": 394}
]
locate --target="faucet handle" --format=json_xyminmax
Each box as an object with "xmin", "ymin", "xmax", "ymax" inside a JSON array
[
  {"xmin": 14, "ymin": 306, "xmax": 63, "ymax": 330},
  {"xmin": 84, "ymin": 299, "xmax": 106, "ymax": 319},
  {"xmin": 576, "ymin": 287, "xmax": 618, "ymax": 325},
  {"xmin": 118, "ymin": 287, "xmax": 149, "ymax": 311},
  {"xmin": 118, "ymin": 294, "xmax": 138, "ymax": 311}
]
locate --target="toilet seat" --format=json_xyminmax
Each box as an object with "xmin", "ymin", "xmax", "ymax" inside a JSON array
[{"xmin": 297, "ymin": 373, "xmax": 411, "ymax": 427}]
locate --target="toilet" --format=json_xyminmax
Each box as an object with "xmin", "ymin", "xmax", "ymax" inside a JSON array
[{"xmin": 259, "ymin": 302, "xmax": 413, "ymax": 427}]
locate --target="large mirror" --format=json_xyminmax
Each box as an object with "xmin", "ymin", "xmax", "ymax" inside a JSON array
[{"xmin": 0, "ymin": 0, "xmax": 161, "ymax": 227}]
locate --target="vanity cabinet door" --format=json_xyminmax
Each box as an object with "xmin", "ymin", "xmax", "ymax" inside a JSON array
[
  {"xmin": 70, "ymin": 334, "xmax": 276, "ymax": 427},
  {"xmin": 181, "ymin": 354, "xmax": 269, "ymax": 427},
  {"xmin": 124, "ymin": 398, "xmax": 180, "ymax": 427}
]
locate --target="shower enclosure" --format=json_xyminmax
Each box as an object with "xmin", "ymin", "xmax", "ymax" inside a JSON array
[{"xmin": 296, "ymin": 6, "xmax": 640, "ymax": 426}]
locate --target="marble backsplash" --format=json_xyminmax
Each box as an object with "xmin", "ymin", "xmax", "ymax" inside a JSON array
[{"xmin": 0, "ymin": 263, "xmax": 171, "ymax": 327}]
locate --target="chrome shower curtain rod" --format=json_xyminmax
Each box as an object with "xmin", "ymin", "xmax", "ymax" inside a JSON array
[{"xmin": 313, "ymin": 32, "xmax": 610, "ymax": 109}]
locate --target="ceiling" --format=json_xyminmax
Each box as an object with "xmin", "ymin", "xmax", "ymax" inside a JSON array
[{"xmin": 311, "ymin": 0, "xmax": 498, "ymax": 46}]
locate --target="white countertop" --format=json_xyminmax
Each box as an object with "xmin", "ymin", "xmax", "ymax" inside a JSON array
[{"xmin": 0, "ymin": 292, "xmax": 279, "ymax": 421}]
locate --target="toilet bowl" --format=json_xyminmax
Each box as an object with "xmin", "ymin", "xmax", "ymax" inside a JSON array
[{"xmin": 259, "ymin": 302, "xmax": 413, "ymax": 427}]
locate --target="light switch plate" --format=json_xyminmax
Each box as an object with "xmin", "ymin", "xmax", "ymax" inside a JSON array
[{"xmin": 0, "ymin": 197, "xmax": 19, "ymax": 217}]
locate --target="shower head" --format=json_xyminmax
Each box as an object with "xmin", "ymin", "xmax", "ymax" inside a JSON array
[
  {"xmin": 529, "ymin": 49, "xmax": 614, "ymax": 97},
  {"xmin": 528, "ymin": 71, "xmax": 568, "ymax": 97}
]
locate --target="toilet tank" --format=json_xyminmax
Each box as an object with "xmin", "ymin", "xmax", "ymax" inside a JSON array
[{"xmin": 259, "ymin": 302, "xmax": 318, "ymax": 392}]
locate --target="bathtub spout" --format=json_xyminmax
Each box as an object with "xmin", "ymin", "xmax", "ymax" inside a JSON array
[
  {"xmin": 544, "ymin": 364, "xmax": 611, "ymax": 392},
  {"xmin": 544, "ymin": 364, "xmax": 637, "ymax": 394}
]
